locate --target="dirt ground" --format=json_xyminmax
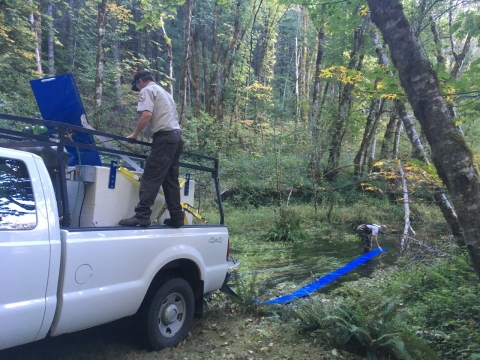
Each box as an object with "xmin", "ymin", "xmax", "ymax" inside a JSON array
[{"xmin": 0, "ymin": 304, "xmax": 358, "ymax": 360}]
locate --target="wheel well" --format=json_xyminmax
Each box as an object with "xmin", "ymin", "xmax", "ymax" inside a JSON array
[{"xmin": 138, "ymin": 259, "xmax": 204, "ymax": 317}]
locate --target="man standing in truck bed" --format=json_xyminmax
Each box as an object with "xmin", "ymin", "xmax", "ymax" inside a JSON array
[{"xmin": 119, "ymin": 70, "xmax": 184, "ymax": 228}]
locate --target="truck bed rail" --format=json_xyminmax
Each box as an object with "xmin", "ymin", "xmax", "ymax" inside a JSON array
[{"xmin": 0, "ymin": 113, "xmax": 224, "ymax": 227}]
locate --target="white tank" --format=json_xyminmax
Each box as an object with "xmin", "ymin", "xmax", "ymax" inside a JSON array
[{"xmin": 67, "ymin": 166, "xmax": 194, "ymax": 227}]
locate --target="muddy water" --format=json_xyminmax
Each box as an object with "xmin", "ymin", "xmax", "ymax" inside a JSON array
[{"xmin": 251, "ymin": 233, "xmax": 400, "ymax": 300}]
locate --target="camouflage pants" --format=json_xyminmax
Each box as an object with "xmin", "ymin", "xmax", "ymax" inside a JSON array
[{"xmin": 356, "ymin": 224, "xmax": 371, "ymax": 250}]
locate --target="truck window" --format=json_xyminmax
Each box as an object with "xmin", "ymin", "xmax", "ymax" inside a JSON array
[{"xmin": 0, "ymin": 157, "xmax": 37, "ymax": 230}]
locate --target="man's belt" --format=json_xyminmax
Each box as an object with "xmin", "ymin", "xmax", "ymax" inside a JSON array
[{"xmin": 154, "ymin": 129, "xmax": 182, "ymax": 136}]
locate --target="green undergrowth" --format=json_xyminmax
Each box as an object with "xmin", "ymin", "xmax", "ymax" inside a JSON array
[
  {"xmin": 290, "ymin": 253, "xmax": 480, "ymax": 359},
  {"xmin": 220, "ymin": 200, "xmax": 479, "ymax": 360}
]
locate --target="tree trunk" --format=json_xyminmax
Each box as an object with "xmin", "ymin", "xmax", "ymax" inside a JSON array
[
  {"xmin": 179, "ymin": 0, "xmax": 193, "ymax": 125},
  {"xmin": 300, "ymin": 7, "xmax": 309, "ymax": 122},
  {"xmin": 392, "ymin": 117, "xmax": 402, "ymax": 159},
  {"xmin": 368, "ymin": 0, "xmax": 480, "ymax": 277},
  {"xmin": 29, "ymin": 1, "xmax": 43, "ymax": 76},
  {"xmin": 380, "ymin": 108, "xmax": 397, "ymax": 159},
  {"xmin": 47, "ymin": 0, "xmax": 55, "ymax": 76},
  {"xmin": 93, "ymin": 0, "xmax": 107, "ymax": 130},
  {"xmin": 202, "ymin": 29, "xmax": 210, "ymax": 115},
  {"xmin": 190, "ymin": 22, "xmax": 202, "ymax": 119},
  {"xmin": 294, "ymin": 37, "xmax": 300, "ymax": 136},
  {"xmin": 309, "ymin": 25, "xmax": 325, "ymax": 178},
  {"xmin": 145, "ymin": 29, "xmax": 152, "ymax": 61},
  {"xmin": 367, "ymin": 127, "xmax": 378, "ymax": 172},
  {"xmin": 113, "ymin": 41, "xmax": 124, "ymax": 114},
  {"xmin": 161, "ymin": 17, "xmax": 173, "ymax": 95},
  {"xmin": 370, "ymin": 18, "xmax": 462, "ymax": 239},
  {"xmin": 133, "ymin": 2, "xmax": 142, "ymax": 59},
  {"xmin": 207, "ymin": 1, "xmax": 220, "ymax": 117},
  {"xmin": 326, "ymin": 24, "xmax": 365, "ymax": 178},
  {"xmin": 398, "ymin": 161, "xmax": 414, "ymax": 252},
  {"xmin": 395, "ymin": 100, "xmax": 428, "ymax": 163},
  {"xmin": 216, "ymin": 0, "xmax": 258, "ymax": 124},
  {"xmin": 67, "ymin": 0, "xmax": 75, "ymax": 69},
  {"xmin": 429, "ymin": 15, "xmax": 445, "ymax": 67},
  {"xmin": 353, "ymin": 93, "xmax": 384, "ymax": 176}
]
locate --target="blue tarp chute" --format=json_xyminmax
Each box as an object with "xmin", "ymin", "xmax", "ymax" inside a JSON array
[
  {"xmin": 30, "ymin": 74, "xmax": 101, "ymax": 166},
  {"xmin": 263, "ymin": 248, "xmax": 387, "ymax": 305}
]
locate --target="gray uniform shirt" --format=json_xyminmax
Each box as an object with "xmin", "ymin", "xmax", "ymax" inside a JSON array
[
  {"xmin": 137, "ymin": 82, "xmax": 180, "ymax": 138},
  {"xmin": 366, "ymin": 224, "xmax": 381, "ymax": 236}
]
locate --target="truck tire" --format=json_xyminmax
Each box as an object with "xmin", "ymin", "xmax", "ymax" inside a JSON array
[{"xmin": 144, "ymin": 277, "xmax": 195, "ymax": 350}]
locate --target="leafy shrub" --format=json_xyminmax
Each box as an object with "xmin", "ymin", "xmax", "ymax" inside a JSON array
[{"xmin": 265, "ymin": 207, "xmax": 309, "ymax": 242}]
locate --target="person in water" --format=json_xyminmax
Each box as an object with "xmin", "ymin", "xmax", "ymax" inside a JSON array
[{"xmin": 356, "ymin": 223, "xmax": 386, "ymax": 252}]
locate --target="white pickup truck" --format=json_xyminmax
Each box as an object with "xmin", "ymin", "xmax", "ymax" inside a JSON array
[{"xmin": 0, "ymin": 114, "xmax": 236, "ymax": 352}]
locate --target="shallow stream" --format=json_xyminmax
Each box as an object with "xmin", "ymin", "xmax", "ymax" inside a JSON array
[{"xmin": 246, "ymin": 233, "xmax": 401, "ymax": 302}]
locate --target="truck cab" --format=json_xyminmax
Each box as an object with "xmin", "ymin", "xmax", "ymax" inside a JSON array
[{"xmin": 0, "ymin": 148, "xmax": 61, "ymax": 350}]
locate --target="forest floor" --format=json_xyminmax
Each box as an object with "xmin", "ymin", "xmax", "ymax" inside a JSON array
[
  {"xmin": 0, "ymin": 202, "xmax": 457, "ymax": 360},
  {"xmin": 0, "ymin": 306, "xmax": 355, "ymax": 360}
]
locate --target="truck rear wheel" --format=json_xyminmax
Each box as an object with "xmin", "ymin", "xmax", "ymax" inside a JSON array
[{"xmin": 144, "ymin": 277, "xmax": 195, "ymax": 350}]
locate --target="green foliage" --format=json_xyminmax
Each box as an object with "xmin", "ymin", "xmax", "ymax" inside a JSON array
[
  {"xmin": 225, "ymin": 270, "xmax": 266, "ymax": 316},
  {"xmin": 223, "ymin": 198, "xmax": 476, "ymax": 358},
  {"xmin": 265, "ymin": 207, "xmax": 309, "ymax": 242},
  {"xmin": 383, "ymin": 253, "xmax": 480, "ymax": 359},
  {"xmin": 293, "ymin": 252, "xmax": 480, "ymax": 359},
  {"xmin": 294, "ymin": 298, "xmax": 438, "ymax": 359}
]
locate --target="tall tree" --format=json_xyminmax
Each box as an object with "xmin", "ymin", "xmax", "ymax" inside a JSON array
[
  {"xmin": 29, "ymin": 0, "xmax": 43, "ymax": 76},
  {"xmin": 367, "ymin": 0, "xmax": 480, "ymax": 279},
  {"xmin": 369, "ymin": 18, "xmax": 462, "ymax": 239},
  {"xmin": 179, "ymin": 0, "xmax": 193, "ymax": 125},
  {"xmin": 47, "ymin": 0, "xmax": 55, "ymax": 76},
  {"xmin": 325, "ymin": 21, "xmax": 366, "ymax": 178},
  {"xmin": 93, "ymin": 0, "xmax": 107, "ymax": 129}
]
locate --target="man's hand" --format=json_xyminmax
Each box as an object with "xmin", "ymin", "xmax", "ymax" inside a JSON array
[{"xmin": 126, "ymin": 133, "xmax": 137, "ymax": 143}]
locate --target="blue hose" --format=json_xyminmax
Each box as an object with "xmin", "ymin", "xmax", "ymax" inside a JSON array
[{"xmin": 263, "ymin": 248, "xmax": 387, "ymax": 305}]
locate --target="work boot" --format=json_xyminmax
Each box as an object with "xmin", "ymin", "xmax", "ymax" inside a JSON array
[
  {"xmin": 163, "ymin": 218, "xmax": 184, "ymax": 228},
  {"xmin": 119, "ymin": 216, "xmax": 151, "ymax": 227}
]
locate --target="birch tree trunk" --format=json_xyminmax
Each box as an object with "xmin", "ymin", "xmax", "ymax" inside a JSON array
[
  {"xmin": 398, "ymin": 161, "xmax": 415, "ymax": 252},
  {"xmin": 93, "ymin": 0, "xmax": 107, "ymax": 129},
  {"xmin": 368, "ymin": 0, "xmax": 480, "ymax": 278}
]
